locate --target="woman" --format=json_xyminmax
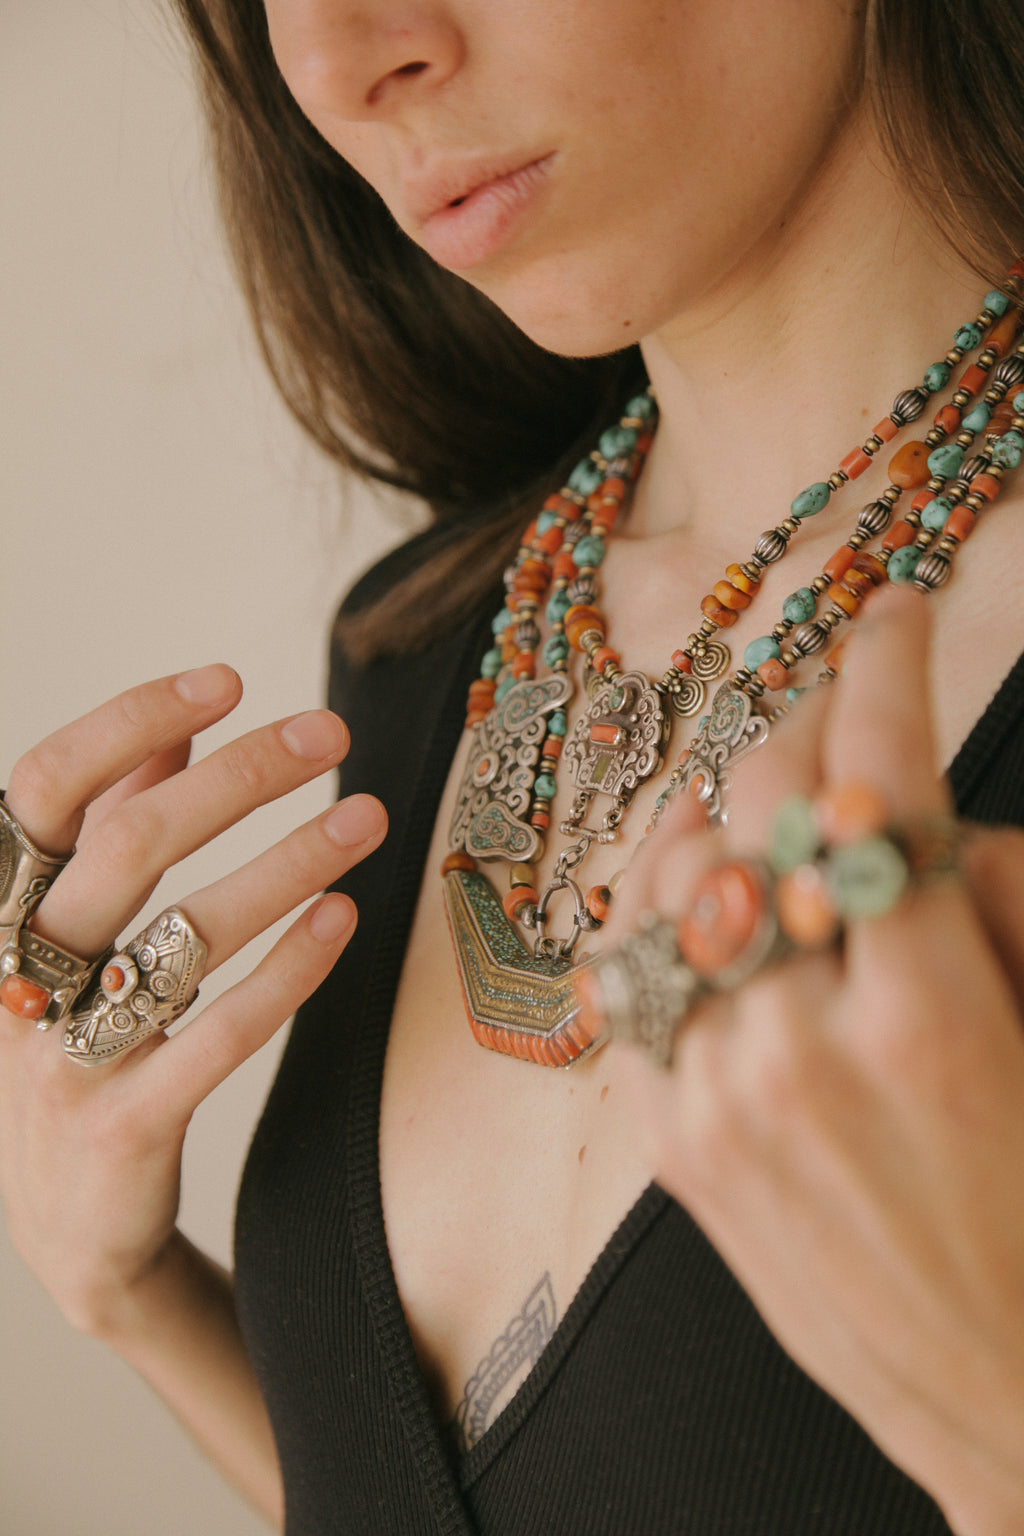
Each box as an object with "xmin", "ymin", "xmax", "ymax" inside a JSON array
[{"xmin": 3, "ymin": 1, "xmax": 1024, "ymax": 1532}]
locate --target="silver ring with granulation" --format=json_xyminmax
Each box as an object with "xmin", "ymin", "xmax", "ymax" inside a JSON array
[{"xmin": 0, "ymin": 793, "xmax": 93, "ymax": 1026}]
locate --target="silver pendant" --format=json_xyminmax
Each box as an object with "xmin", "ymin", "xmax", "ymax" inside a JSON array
[
  {"xmin": 674, "ymin": 683, "xmax": 770, "ymax": 827},
  {"xmin": 561, "ymin": 671, "xmax": 668, "ymax": 838},
  {"xmin": 449, "ymin": 673, "xmax": 574, "ymax": 864}
]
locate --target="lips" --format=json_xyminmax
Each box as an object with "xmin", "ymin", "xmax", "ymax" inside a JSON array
[{"xmin": 405, "ymin": 153, "xmax": 555, "ymax": 271}]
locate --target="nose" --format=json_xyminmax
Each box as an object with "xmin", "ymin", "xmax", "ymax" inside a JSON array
[{"xmin": 265, "ymin": 1, "xmax": 464, "ymax": 120}]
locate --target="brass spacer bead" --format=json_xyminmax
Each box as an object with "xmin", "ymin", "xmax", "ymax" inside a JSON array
[
  {"xmin": 848, "ymin": 529, "xmax": 868, "ymax": 549},
  {"xmin": 883, "ymin": 484, "xmax": 901, "ymax": 504},
  {"xmin": 811, "ymin": 574, "xmax": 830, "ymax": 593},
  {"xmin": 828, "ymin": 471, "xmax": 846, "ymax": 490}
]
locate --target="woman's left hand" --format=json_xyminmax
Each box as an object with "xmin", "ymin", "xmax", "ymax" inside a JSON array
[{"xmin": 606, "ymin": 590, "xmax": 1024, "ymax": 1536}]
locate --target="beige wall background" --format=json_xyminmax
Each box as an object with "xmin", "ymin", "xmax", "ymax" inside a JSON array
[{"xmin": 1, "ymin": 6, "xmax": 417, "ymax": 1532}]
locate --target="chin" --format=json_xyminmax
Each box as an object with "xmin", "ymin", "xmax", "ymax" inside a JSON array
[{"xmin": 467, "ymin": 259, "xmax": 658, "ymax": 359}]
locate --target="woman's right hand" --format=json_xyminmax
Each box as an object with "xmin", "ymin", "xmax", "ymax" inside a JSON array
[{"xmin": 0, "ymin": 663, "xmax": 386, "ymax": 1339}]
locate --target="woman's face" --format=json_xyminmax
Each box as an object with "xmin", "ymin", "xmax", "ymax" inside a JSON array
[{"xmin": 264, "ymin": 0, "xmax": 864, "ymax": 355}]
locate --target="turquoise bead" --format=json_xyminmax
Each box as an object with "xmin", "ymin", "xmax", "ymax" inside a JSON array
[
  {"xmin": 542, "ymin": 635, "xmax": 569, "ymax": 666},
  {"xmin": 782, "ymin": 587, "xmax": 816, "ymax": 624},
  {"xmin": 1013, "ymin": 390, "xmax": 1024, "ymax": 414},
  {"xmin": 480, "ymin": 647, "xmax": 503, "ymax": 678},
  {"xmin": 785, "ymin": 686, "xmax": 805, "ymax": 704},
  {"xmin": 927, "ymin": 443, "xmax": 964, "ymax": 478},
  {"xmin": 826, "ymin": 836, "xmax": 908, "ymax": 919},
  {"xmin": 572, "ymin": 534, "xmax": 607, "ymax": 568},
  {"xmin": 547, "ymin": 711, "xmax": 568, "ymax": 737},
  {"xmin": 743, "ymin": 635, "xmax": 782, "ymax": 670},
  {"xmin": 887, "ymin": 545, "xmax": 920, "ymax": 583},
  {"xmin": 921, "ymin": 495, "xmax": 953, "ymax": 532},
  {"xmin": 494, "ymin": 674, "xmax": 516, "ymax": 704},
  {"xmin": 791, "ymin": 482, "xmax": 831, "ymax": 519},
  {"xmin": 953, "ymin": 322, "xmax": 982, "ymax": 351},
  {"xmin": 923, "ymin": 362, "xmax": 951, "ymax": 392},
  {"xmin": 768, "ymin": 795, "xmax": 821, "ymax": 875},
  {"xmin": 626, "ymin": 393, "xmax": 656, "ymax": 422},
  {"xmin": 536, "ymin": 509, "xmax": 559, "ymax": 534},
  {"xmin": 568, "ymin": 458, "xmax": 603, "ymax": 496},
  {"xmin": 963, "ymin": 402, "xmax": 992, "ymax": 433},
  {"xmin": 992, "ymin": 430, "xmax": 1024, "ymax": 470},
  {"xmin": 491, "ymin": 607, "xmax": 512, "ymax": 634},
  {"xmin": 546, "ymin": 590, "xmax": 570, "ymax": 625},
  {"xmin": 984, "ymin": 288, "xmax": 1010, "ymax": 316},
  {"xmin": 534, "ymin": 774, "xmax": 557, "ymax": 801},
  {"xmin": 599, "ymin": 424, "xmax": 638, "ymax": 459}
]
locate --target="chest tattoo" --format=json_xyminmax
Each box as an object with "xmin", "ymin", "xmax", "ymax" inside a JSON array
[{"xmin": 451, "ymin": 1273, "xmax": 558, "ymax": 1453}]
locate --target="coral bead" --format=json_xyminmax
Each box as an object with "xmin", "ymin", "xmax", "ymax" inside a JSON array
[
  {"xmin": 676, "ymin": 861, "xmax": 767, "ymax": 980},
  {"xmin": 586, "ymin": 885, "xmax": 612, "ymax": 923},
  {"xmin": 502, "ymin": 885, "xmax": 538, "ymax": 921},
  {"xmin": 815, "ymin": 780, "xmax": 887, "ymax": 843},
  {"xmin": 839, "ymin": 446, "xmax": 873, "ymax": 480},
  {"xmin": 823, "ymin": 545, "xmax": 856, "ymax": 582},
  {"xmin": 882, "ymin": 520, "xmax": 917, "ymax": 552},
  {"xmin": 0, "ymin": 974, "xmax": 50, "ymax": 1020},
  {"xmin": 987, "ymin": 308, "xmax": 1021, "ymax": 356},
  {"xmin": 591, "ymin": 646, "xmax": 622, "ymax": 674},
  {"xmin": 775, "ymin": 865, "xmax": 840, "ymax": 948},
  {"xmin": 887, "ymin": 440, "xmax": 930, "ymax": 488},
  {"xmin": 957, "ymin": 362, "xmax": 989, "ymax": 395},
  {"xmin": 943, "ymin": 506, "xmax": 977, "ymax": 542},
  {"xmin": 757, "ymin": 657, "xmax": 790, "ymax": 691},
  {"xmin": 872, "ymin": 417, "xmax": 900, "ymax": 443},
  {"xmin": 969, "ymin": 472, "xmax": 1002, "ymax": 504},
  {"xmin": 441, "ymin": 851, "xmax": 476, "ymax": 874}
]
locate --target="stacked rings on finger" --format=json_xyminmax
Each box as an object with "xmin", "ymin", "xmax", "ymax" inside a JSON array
[
  {"xmin": 576, "ymin": 781, "xmax": 960, "ymax": 1068},
  {"xmin": 0, "ymin": 792, "xmax": 98, "ymax": 1026}
]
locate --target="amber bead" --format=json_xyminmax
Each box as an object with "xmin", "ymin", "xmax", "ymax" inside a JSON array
[
  {"xmin": 501, "ymin": 638, "xmax": 518, "ymax": 663},
  {"xmin": 888, "ymin": 440, "xmax": 931, "ymax": 488},
  {"xmin": 586, "ymin": 885, "xmax": 612, "ymax": 923},
  {"xmin": 502, "ymin": 885, "xmax": 538, "ymax": 921},
  {"xmin": 823, "ymin": 545, "xmax": 856, "ymax": 581},
  {"xmin": 943, "ymin": 505, "xmax": 977, "ymax": 542},
  {"xmin": 725, "ymin": 562, "xmax": 760, "ymax": 595},
  {"xmin": 816, "ymin": 780, "xmax": 887, "ymax": 843},
  {"xmin": 591, "ymin": 646, "xmax": 622, "ymax": 674},
  {"xmin": 699, "ymin": 595, "xmax": 740, "ymax": 628},
  {"xmin": 882, "ymin": 520, "xmax": 916, "ymax": 552},
  {"xmin": 713, "ymin": 579, "xmax": 752, "ymax": 611},
  {"xmin": 827, "ymin": 582, "xmax": 860, "ymax": 615},
  {"xmin": 839, "ymin": 446, "xmax": 872, "ymax": 480},
  {"xmin": 987, "ymin": 308, "xmax": 1021, "ymax": 356},
  {"xmin": 934, "ymin": 403, "xmax": 961, "ymax": 436},
  {"xmin": 0, "ymin": 974, "xmax": 49, "ymax": 1019},
  {"xmin": 872, "ymin": 417, "xmax": 900, "ymax": 443},
  {"xmin": 840, "ymin": 567, "xmax": 874, "ymax": 599},
  {"xmin": 441, "ymin": 851, "xmax": 476, "ymax": 874},
  {"xmin": 511, "ymin": 652, "xmax": 535, "ymax": 678},
  {"xmin": 775, "ymin": 866, "xmax": 839, "ymax": 948},
  {"xmin": 850, "ymin": 551, "xmax": 887, "ymax": 585},
  {"xmin": 676, "ymin": 861, "xmax": 766, "ymax": 979},
  {"xmin": 958, "ymin": 362, "xmax": 989, "ymax": 396},
  {"xmin": 564, "ymin": 604, "xmax": 605, "ymax": 650},
  {"xmin": 467, "ymin": 679, "xmax": 496, "ymax": 702},
  {"xmin": 824, "ymin": 636, "xmax": 850, "ymax": 674},
  {"xmin": 757, "ymin": 657, "xmax": 790, "ymax": 691},
  {"xmin": 969, "ymin": 472, "xmax": 1002, "ymax": 503}
]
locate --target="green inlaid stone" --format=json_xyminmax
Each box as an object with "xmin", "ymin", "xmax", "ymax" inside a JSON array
[
  {"xmin": 826, "ymin": 836, "xmax": 908, "ymax": 919},
  {"xmin": 533, "ymin": 774, "xmax": 557, "ymax": 800},
  {"xmin": 743, "ymin": 635, "xmax": 782, "ymax": 670},
  {"xmin": 599, "ymin": 424, "xmax": 638, "ymax": 459},
  {"xmin": 768, "ymin": 795, "xmax": 821, "ymax": 875},
  {"xmin": 626, "ymin": 393, "xmax": 656, "ymax": 422},
  {"xmin": 927, "ymin": 443, "xmax": 964, "ymax": 478},
  {"xmin": 963, "ymin": 402, "xmax": 992, "ymax": 433},
  {"xmin": 542, "ymin": 635, "xmax": 569, "ymax": 666},
  {"xmin": 921, "ymin": 495, "xmax": 953, "ymax": 532},
  {"xmin": 953, "ymin": 322, "xmax": 982, "ymax": 351},
  {"xmin": 984, "ymin": 288, "xmax": 1010, "ymax": 317},
  {"xmin": 548, "ymin": 711, "xmax": 568, "ymax": 737},
  {"xmin": 546, "ymin": 589, "xmax": 570, "ymax": 625},
  {"xmin": 494, "ymin": 674, "xmax": 516, "ymax": 704},
  {"xmin": 536, "ymin": 509, "xmax": 559, "ymax": 534},
  {"xmin": 791, "ymin": 482, "xmax": 831, "ymax": 519},
  {"xmin": 480, "ymin": 647, "xmax": 503, "ymax": 678},
  {"xmin": 782, "ymin": 587, "xmax": 816, "ymax": 624},
  {"xmin": 607, "ymin": 686, "xmax": 626, "ymax": 710},
  {"xmin": 491, "ymin": 607, "xmax": 512, "ymax": 634},
  {"xmin": 568, "ymin": 458, "xmax": 603, "ymax": 496},
  {"xmin": 572, "ymin": 534, "xmax": 607, "ymax": 568},
  {"xmin": 992, "ymin": 430, "xmax": 1024, "ymax": 470},
  {"xmin": 887, "ymin": 545, "xmax": 921, "ymax": 583},
  {"xmin": 923, "ymin": 362, "xmax": 951, "ymax": 393}
]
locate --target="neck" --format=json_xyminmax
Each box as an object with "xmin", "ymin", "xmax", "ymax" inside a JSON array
[{"xmin": 629, "ymin": 114, "xmax": 990, "ymax": 558}]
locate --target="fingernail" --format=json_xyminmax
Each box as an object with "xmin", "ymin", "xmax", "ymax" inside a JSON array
[
  {"xmin": 280, "ymin": 711, "xmax": 346, "ymax": 760},
  {"xmin": 324, "ymin": 796, "xmax": 386, "ymax": 847},
  {"xmin": 310, "ymin": 895, "xmax": 354, "ymax": 943},
  {"xmin": 174, "ymin": 664, "xmax": 238, "ymax": 705}
]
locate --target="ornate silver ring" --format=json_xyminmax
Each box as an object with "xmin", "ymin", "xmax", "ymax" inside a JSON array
[{"xmin": 0, "ymin": 793, "xmax": 93, "ymax": 1025}]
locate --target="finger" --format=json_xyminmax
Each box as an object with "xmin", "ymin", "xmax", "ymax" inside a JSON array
[
  {"xmin": 820, "ymin": 587, "xmax": 949, "ymax": 816},
  {"xmin": 5, "ymin": 665, "xmax": 242, "ymax": 853},
  {"xmin": 79, "ymin": 742, "xmax": 193, "ymax": 837},
  {"xmin": 961, "ymin": 826, "xmax": 1024, "ymax": 1007},
  {"xmin": 31, "ymin": 708, "xmax": 350, "ymax": 955},
  {"xmin": 181, "ymin": 793, "xmax": 386, "ymax": 970},
  {"xmin": 139, "ymin": 892, "xmax": 357, "ymax": 1117},
  {"xmin": 724, "ymin": 686, "xmax": 831, "ymax": 846}
]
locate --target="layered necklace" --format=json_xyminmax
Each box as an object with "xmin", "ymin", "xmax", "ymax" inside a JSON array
[{"xmin": 441, "ymin": 268, "xmax": 1024, "ymax": 1067}]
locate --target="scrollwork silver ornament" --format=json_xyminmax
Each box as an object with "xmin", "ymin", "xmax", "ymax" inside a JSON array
[{"xmin": 561, "ymin": 671, "xmax": 668, "ymax": 835}]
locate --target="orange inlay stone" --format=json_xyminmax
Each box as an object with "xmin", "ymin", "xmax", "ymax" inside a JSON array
[
  {"xmin": 882, "ymin": 520, "xmax": 916, "ymax": 552},
  {"xmin": 0, "ymin": 973, "xmax": 50, "ymax": 1020},
  {"xmin": 934, "ymin": 403, "xmax": 961, "ymax": 436},
  {"xmin": 823, "ymin": 544, "xmax": 856, "ymax": 581},
  {"xmin": 671, "ymin": 650, "xmax": 693, "ymax": 673},
  {"xmin": 987, "ymin": 308, "xmax": 1021, "ymax": 357},
  {"xmin": 586, "ymin": 885, "xmax": 612, "ymax": 923},
  {"xmin": 101, "ymin": 963, "xmax": 127, "ymax": 993},
  {"xmin": 775, "ymin": 865, "xmax": 840, "ymax": 948},
  {"xmin": 839, "ymin": 446, "xmax": 873, "ymax": 480},
  {"xmin": 713, "ymin": 579, "xmax": 751, "ymax": 611},
  {"xmin": 827, "ymin": 581, "xmax": 860, "ymax": 615},
  {"xmin": 957, "ymin": 362, "xmax": 989, "ymax": 395},
  {"xmin": 943, "ymin": 505, "xmax": 977, "ymax": 542},
  {"xmin": 502, "ymin": 885, "xmax": 538, "ymax": 921},
  {"xmin": 592, "ymin": 646, "xmax": 622, "ymax": 673},
  {"xmin": 888, "ymin": 440, "xmax": 931, "ymax": 488},
  {"xmin": 441, "ymin": 851, "xmax": 476, "ymax": 874},
  {"xmin": 726, "ymin": 563, "xmax": 760, "ymax": 595},
  {"xmin": 969, "ymin": 472, "xmax": 1002, "ymax": 504},
  {"xmin": 850, "ymin": 551, "xmax": 888, "ymax": 585},
  {"xmin": 590, "ymin": 722, "xmax": 624, "ymax": 745},
  {"xmin": 816, "ymin": 780, "xmax": 887, "ymax": 843},
  {"xmin": 872, "ymin": 417, "xmax": 900, "ymax": 443},
  {"xmin": 676, "ymin": 860, "xmax": 766, "ymax": 979},
  {"xmin": 756, "ymin": 657, "xmax": 790, "ymax": 691},
  {"xmin": 699, "ymin": 595, "xmax": 740, "ymax": 628}
]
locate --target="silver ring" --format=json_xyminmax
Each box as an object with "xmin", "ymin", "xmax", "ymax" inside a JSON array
[
  {"xmin": 62, "ymin": 906, "xmax": 208, "ymax": 1066},
  {"xmin": 0, "ymin": 793, "xmax": 89, "ymax": 1025}
]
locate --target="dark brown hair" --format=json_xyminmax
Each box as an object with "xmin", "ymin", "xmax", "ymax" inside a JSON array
[{"xmin": 172, "ymin": 0, "xmax": 1024, "ymax": 658}]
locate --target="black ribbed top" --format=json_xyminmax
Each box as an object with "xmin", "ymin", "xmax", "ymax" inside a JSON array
[{"xmin": 234, "ymin": 529, "xmax": 1024, "ymax": 1536}]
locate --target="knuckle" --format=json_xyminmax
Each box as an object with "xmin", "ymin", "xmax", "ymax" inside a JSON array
[
  {"xmin": 216, "ymin": 738, "xmax": 272, "ymax": 800},
  {"xmin": 6, "ymin": 742, "xmax": 68, "ymax": 824},
  {"xmin": 88, "ymin": 802, "xmax": 163, "ymax": 881},
  {"xmin": 111, "ymin": 686, "xmax": 157, "ymax": 738}
]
